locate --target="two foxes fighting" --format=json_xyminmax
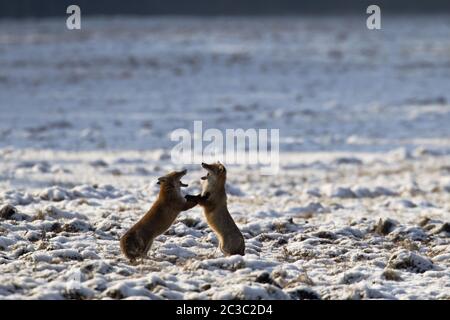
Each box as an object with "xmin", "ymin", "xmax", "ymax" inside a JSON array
[{"xmin": 120, "ymin": 162, "xmax": 245, "ymax": 263}]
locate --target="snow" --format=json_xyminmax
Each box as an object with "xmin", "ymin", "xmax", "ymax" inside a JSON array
[{"xmin": 0, "ymin": 15, "xmax": 450, "ymax": 300}]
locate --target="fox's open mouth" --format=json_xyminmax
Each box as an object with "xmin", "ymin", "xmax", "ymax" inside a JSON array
[{"xmin": 180, "ymin": 182, "xmax": 188, "ymax": 187}]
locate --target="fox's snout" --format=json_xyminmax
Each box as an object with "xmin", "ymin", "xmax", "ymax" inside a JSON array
[
  {"xmin": 201, "ymin": 162, "xmax": 225, "ymax": 175},
  {"xmin": 176, "ymin": 168, "xmax": 187, "ymax": 177}
]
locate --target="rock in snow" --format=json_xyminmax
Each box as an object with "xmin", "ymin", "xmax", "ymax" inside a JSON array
[{"xmin": 387, "ymin": 250, "xmax": 434, "ymax": 273}]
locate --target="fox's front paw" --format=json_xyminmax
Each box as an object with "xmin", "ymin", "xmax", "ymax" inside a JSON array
[
  {"xmin": 185, "ymin": 194, "xmax": 200, "ymax": 202},
  {"xmin": 202, "ymin": 192, "xmax": 210, "ymax": 200}
]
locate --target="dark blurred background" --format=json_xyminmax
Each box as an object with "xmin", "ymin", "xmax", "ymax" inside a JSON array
[{"xmin": 1, "ymin": 0, "xmax": 449, "ymax": 18}]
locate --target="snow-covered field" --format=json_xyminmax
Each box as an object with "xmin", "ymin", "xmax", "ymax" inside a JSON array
[{"xmin": 0, "ymin": 16, "xmax": 450, "ymax": 299}]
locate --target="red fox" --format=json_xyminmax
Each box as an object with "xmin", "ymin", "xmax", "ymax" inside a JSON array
[
  {"xmin": 120, "ymin": 169, "xmax": 197, "ymax": 262},
  {"xmin": 186, "ymin": 162, "xmax": 245, "ymax": 256}
]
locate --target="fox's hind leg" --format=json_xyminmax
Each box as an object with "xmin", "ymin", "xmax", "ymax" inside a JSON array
[{"xmin": 142, "ymin": 239, "xmax": 153, "ymax": 257}]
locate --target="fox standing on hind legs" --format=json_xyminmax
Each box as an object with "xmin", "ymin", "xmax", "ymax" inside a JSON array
[
  {"xmin": 186, "ymin": 162, "xmax": 245, "ymax": 256},
  {"xmin": 120, "ymin": 169, "xmax": 197, "ymax": 263}
]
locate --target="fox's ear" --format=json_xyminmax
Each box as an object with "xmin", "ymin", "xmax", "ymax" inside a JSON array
[{"xmin": 218, "ymin": 164, "xmax": 226, "ymax": 173}]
